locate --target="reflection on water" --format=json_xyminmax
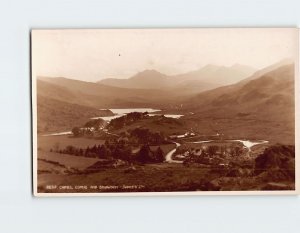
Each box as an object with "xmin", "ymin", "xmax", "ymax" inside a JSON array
[
  {"xmin": 93, "ymin": 108, "xmax": 184, "ymax": 121},
  {"xmin": 42, "ymin": 108, "xmax": 184, "ymax": 136},
  {"xmin": 148, "ymin": 114, "xmax": 183, "ymax": 119},
  {"xmin": 102, "ymin": 108, "xmax": 161, "ymax": 115},
  {"xmin": 192, "ymin": 140, "xmax": 212, "ymax": 144},
  {"xmin": 233, "ymin": 140, "xmax": 268, "ymax": 150},
  {"xmin": 191, "ymin": 139, "xmax": 268, "ymax": 150},
  {"xmin": 42, "ymin": 131, "xmax": 72, "ymax": 136}
]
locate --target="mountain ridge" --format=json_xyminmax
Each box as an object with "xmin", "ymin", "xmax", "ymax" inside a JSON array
[
  {"xmin": 182, "ymin": 63, "xmax": 294, "ymax": 143},
  {"xmin": 98, "ymin": 64, "xmax": 256, "ymax": 90}
]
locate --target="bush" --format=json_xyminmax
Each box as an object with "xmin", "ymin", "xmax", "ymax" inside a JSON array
[{"xmin": 72, "ymin": 127, "xmax": 83, "ymax": 137}]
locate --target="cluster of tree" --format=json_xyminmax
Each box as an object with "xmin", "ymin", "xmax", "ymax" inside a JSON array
[
  {"xmin": 136, "ymin": 145, "xmax": 164, "ymax": 163},
  {"xmin": 129, "ymin": 128, "xmax": 165, "ymax": 145},
  {"xmin": 108, "ymin": 112, "xmax": 148, "ymax": 130},
  {"xmin": 84, "ymin": 118, "xmax": 106, "ymax": 129},
  {"xmin": 205, "ymin": 145, "xmax": 243, "ymax": 157},
  {"xmin": 231, "ymin": 146, "xmax": 244, "ymax": 157},
  {"xmin": 183, "ymin": 150, "xmax": 211, "ymax": 165},
  {"xmin": 207, "ymin": 145, "xmax": 219, "ymax": 156},
  {"xmin": 71, "ymin": 119, "xmax": 106, "ymax": 137},
  {"xmin": 51, "ymin": 140, "xmax": 165, "ymax": 164},
  {"xmin": 53, "ymin": 141, "xmax": 131, "ymax": 161},
  {"xmin": 71, "ymin": 127, "xmax": 92, "ymax": 137},
  {"xmin": 254, "ymin": 144, "xmax": 295, "ymax": 179},
  {"xmin": 182, "ymin": 144, "xmax": 244, "ymax": 165}
]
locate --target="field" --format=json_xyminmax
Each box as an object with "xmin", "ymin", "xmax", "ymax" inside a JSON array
[
  {"xmin": 36, "ymin": 131, "xmax": 295, "ymax": 193},
  {"xmin": 38, "ymin": 135, "xmax": 105, "ymax": 151},
  {"xmin": 38, "ymin": 151, "xmax": 101, "ymax": 170},
  {"xmin": 37, "ymin": 134, "xmax": 180, "ymax": 192}
]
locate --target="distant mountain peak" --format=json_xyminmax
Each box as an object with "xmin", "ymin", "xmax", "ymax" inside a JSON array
[
  {"xmin": 201, "ymin": 64, "xmax": 222, "ymax": 71},
  {"xmin": 98, "ymin": 63, "xmax": 258, "ymax": 90},
  {"xmin": 131, "ymin": 69, "xmax": 168, "ymax": 81},
  {"xmin": 135, "ymin": 69, "xmax": 166, "ymax": 77}
]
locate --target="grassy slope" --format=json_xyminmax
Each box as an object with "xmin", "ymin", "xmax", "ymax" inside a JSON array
[
  {"xmin": 39, "ymin": 77, "xmax": 183, "ymax": 108},
  {"xmin": 38, "ymin": 151, "xmax": 101, "ymax": 170},
  {"xmin": 37, "ymin": 95, "xmax": 113, "ymax": 133},
  {"xmin": 182, "ymin": 64, "xmax": 295, "ymax": 144},
  {"xmin": 37, "ymin": 135, "xmax": 106, "ymax": 186}
]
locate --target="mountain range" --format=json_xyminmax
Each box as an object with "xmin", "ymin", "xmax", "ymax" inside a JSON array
[
  {"xmin": 36, "ymin": 60, "xmax": 295, "ymax": 143},
  {"xmin": 37, "ymin": 77, "xmax": 176, "ymax": 108},
  {"xmin": 98, "ymin": 64, "xmax": 256, "ymax": 93},
  {"xmin": 182, "ymin": 62, "xmax": 294, "ymax": 143}
]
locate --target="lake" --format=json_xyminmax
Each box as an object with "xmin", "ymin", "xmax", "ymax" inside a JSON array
[
  {"xmin": 92, "ymin": 108, "xmax": 184, "ymax": 121},
  {"xmin": 42, "ymin": 131, "xmax": 72, "ymax": 136},
  {"xmin": 43, "ymin": 108, "xmax": 184, "ymax": 136},
  {"xmin": 192, "ymin": 139, "xmax": 268, "ymax": 150}
]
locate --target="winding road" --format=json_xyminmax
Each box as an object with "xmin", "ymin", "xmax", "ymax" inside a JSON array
[{"xmin": 165, "ymin": 142, "xmax": 183, "ymax": 163}]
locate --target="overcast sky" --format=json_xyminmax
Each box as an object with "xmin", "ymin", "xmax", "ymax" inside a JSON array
[{"xmin": 32, "ymin": 28, "xmax": 298, "ymax": 82}]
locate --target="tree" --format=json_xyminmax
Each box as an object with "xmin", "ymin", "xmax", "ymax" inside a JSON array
[
  {"xmin": 136, "ymin": 145, "xmax": 152, "ymax": 163},
  {"xmin": 152, "ymin": 132, "xmax": 163, "ymax": 144},
  {"xmin": 98, "ymin": 145, "xmax": 108, "ymax": 158},
  {"xmin": 65, "ymin": 145, "xmax": 75, "ymax": 155},
  {"xmin": 207, "ymin": 145, "xmax": 218, "ymax": 156},
  {"xmin": 154, "ymin": 147, "xmax": 164, "ymax": 162},
  {"xmin": 130, "ymin": 128, "xmax": 150, "ymax": 143},
  {"xmin": 233, "ymin": 146, "xmax": 242, "ymax": 157},
  {"xmin": 112, "ymin": 146, "xmax": 122, "ymax": 159},
  {"xmin": 91, "ymin": 144, "xmax": 97, "ymax": 154},
  {"xmin": 84, "ymin": 118, "xmax": 105, "ymax": 130},
  {"xmin": 85, "ymin": 146, "xmax": 90, "ymax": 157},
  {"xmin": 53, "ymin": 142, "xmax": 60, "ymax": 152},
  {"xmin": 105, "ymin": 140, "xmax": 110, "ymax": 147},
  {"xmin": 72, "ymin": 127, "xmax": 82, "ymax": 137},
  {"xmin": 120, "ymin": 147, "xmax": 132, "ymax": 162},
  {"xmin": 79, "ymin": 148, "xmax": 84, "ymax": 156}
]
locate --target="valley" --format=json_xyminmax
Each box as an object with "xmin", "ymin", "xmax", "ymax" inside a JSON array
[{"xmin": 36, "ymin": 60, "xmax": 296, "ymax": 193}]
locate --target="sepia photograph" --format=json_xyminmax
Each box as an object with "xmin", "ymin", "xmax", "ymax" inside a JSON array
[{"xmin": 31, "ymin": 28, "xmax": 298, "ymax": 196}]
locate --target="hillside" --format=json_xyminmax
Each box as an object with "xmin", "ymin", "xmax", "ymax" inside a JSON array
[
  {"xmin": 37, "ymin": 95, "xmax": 112, "ymax": 133},
  {"xmin": 172, "ymin": 64, "xmax": 256, "ymax": 86},
  {"xmin": 168, "ymin": 79, "xmax": 219, "ymax": 95},
  {"xmin": 37, "ymin": 78, "xmax": 181, "ymax": 108},
  {"xmin": 37, "ymin": 63, "xmax": 256, "ymax": 111},
  {"xmin": 183, "ymin": 64, "xmax": 295, "ymax": 143},
  {"xmin": 98, "ymin": 64, "xmax": 256, "ymax": 90},
  {"xmin": 37, "ymin": 79, "xmax": 114, "ymax": 108},
  {"xmin": 36, "ymin": 62, "xmax": 295, "ymax": 142},
  {"xmin": 237, "ymin": 58, "xmax": 293, "ymax": 86},
  {"xmin": 100, "ymin": 70, "xmax": 171, "ymax": 89},
  {"xmin": 186, "ymin": 64, "xmax": 294, "ymax": 110}
]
